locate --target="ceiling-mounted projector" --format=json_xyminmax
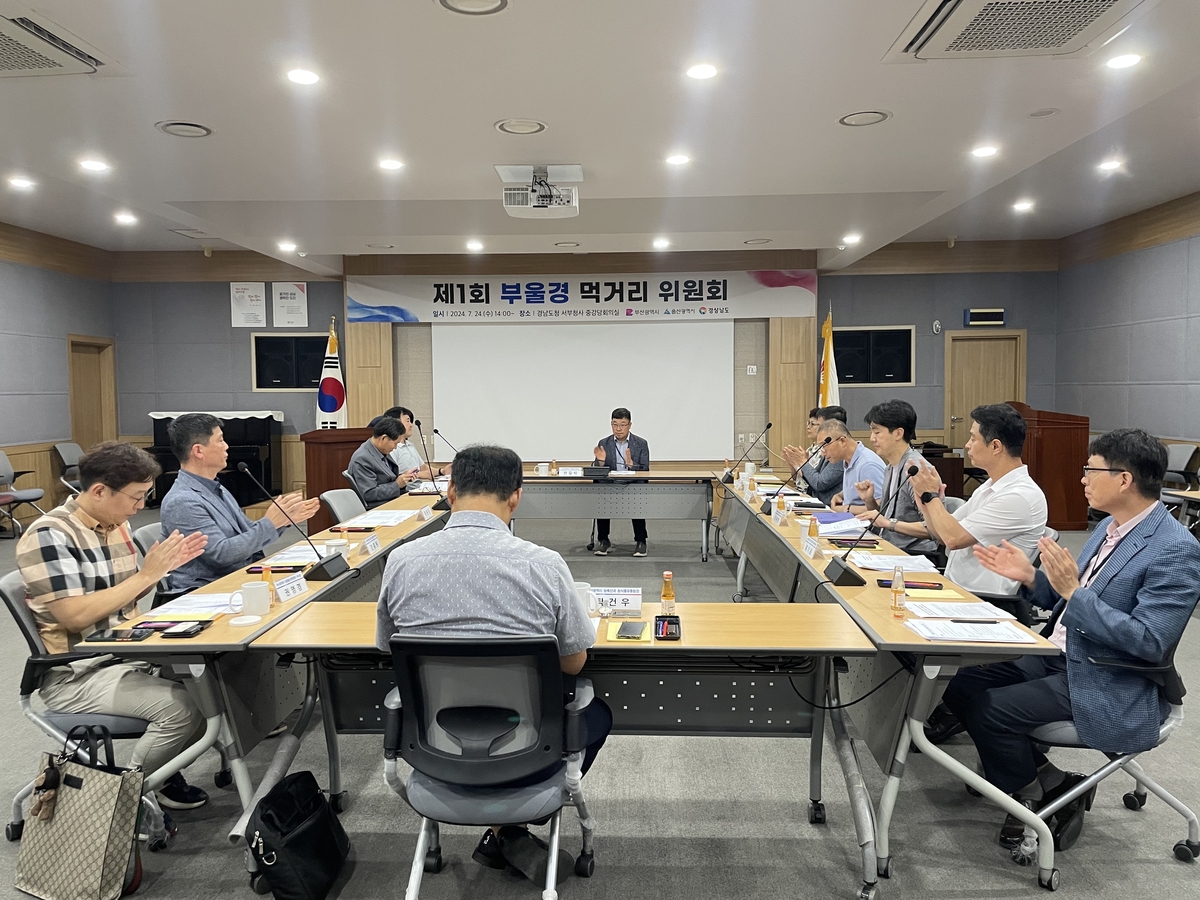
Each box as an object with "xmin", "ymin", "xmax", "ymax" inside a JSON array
[{"xmin": 496, "ymin": 164, "xmax": 582, "ymax": 219}]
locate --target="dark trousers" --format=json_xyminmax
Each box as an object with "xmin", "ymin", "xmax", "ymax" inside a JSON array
[
  {"xmin": 941, "ymin": 654, "xmax": 1072, "ymax": 794},
  {"xmin": 596, "ymin": 519, "xmax": 647, "ymax": 542},
  {"xmin": 509, "ymin": 698, "xmax": 613, "ymax": 789}
]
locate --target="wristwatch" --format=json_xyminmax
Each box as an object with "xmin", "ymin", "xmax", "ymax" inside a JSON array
[{"xmin": 920, "ymin": 491, "xmax": 938, "ymax": 504}]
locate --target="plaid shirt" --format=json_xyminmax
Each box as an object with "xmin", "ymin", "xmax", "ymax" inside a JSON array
[{"xmin": 16, "ymin": 498, "xmax": 141, "ymax": 654}]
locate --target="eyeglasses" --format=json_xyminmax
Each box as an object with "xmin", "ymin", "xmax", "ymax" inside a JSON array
[
  {"xmin": 114, "ymin": 486, "xmax": 154, "ymax": 504},
  {"xmin": 1082, "ymin": 466, "xmax": 1126, "ymax": 478}
]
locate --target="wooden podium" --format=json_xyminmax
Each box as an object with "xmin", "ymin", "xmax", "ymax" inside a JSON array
[
  {"xmin": 1007, "ymin": 401, "xmax": 1090, "ymax": 532},
  {"xmin": 300, "ymin": 428, "xmax": 373, "ymax": 533}
]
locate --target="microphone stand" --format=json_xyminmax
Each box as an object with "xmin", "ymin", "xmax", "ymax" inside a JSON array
[
  {"xmin": 236, "ymin": 462, "xmax": 348, "ymax": 581},
  {"xmin": 413, "ymin": 420, "xmax": 450, "ymax": 511},
  {"xmin": 432, "ymin": 428, "xmax": 460, "ymax": 455},
  {"xmin": 760, "ymin": 437, "xmax": 830, "ymax": 514},
  {"xmin": 723, "ymin": 422, "xmax": 772, "ymax": 484},
  {"xmin": 824, "ymin": 464, "xmax": 919, "ymax": 587}
]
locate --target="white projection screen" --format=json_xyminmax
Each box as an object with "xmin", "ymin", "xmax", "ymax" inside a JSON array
[{"xmin": 430, "ymin": 321, "xmax": 735, "ymax": 462}]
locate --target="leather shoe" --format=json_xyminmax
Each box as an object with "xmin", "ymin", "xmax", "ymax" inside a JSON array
[
  {"xmin": 923, "ymin": 703, "xmax": 965, "ymax": 745},
  {"xmin": 1000, "ymin": 797, "xmax": 1039, "ymax": 849},
  {"xmin": 497, "ymin": 826, "xmax": 571, "ymax": 886},
  {"xmin": 999, "ymin": 773, "xmax": 1093, "ymax": 849},
  {"xmin": 472, "ymin": 829, "xmax": 508, "ymax": 870}
]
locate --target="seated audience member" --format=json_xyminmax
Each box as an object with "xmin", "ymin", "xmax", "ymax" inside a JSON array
[
  {"xmin": 369, "ymin": 405, "xmax": 448, "ymax": 480},
  {"xmin": 937, "ymin": 429, "xmax": 1200, "ymax": 855},
  {"xmin": 160, "ymin": 413, "xmax": 320, "ymax": 593},
  {"xmin": 782, "ymin": 405, "xmax": 847, "ymax": 507},
  {"xmin": 16, "ymin": 442, "xmax": 211, "ymax": 817},
  {"xmin": 376, "ymin": 443, "xmax": 611, "ymax": 884},
  {"xmin": 911, "ymin": 403, "xmax": 1048, "ymax": 595},
  {"xmin": 816, "ymin": 418, "xmax": 885, "ymax": 511},
  {"xmin": 348, "ymin": 417, "xmax": 417, "ymax": 508},
  {"xmin": 854, "ymin": 400, "xmax": 937, "ymax": 555}
]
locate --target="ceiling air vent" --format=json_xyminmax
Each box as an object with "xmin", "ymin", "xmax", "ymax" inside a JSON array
[
  {"xmin": 884, "ymin": 0, "xmax": 1158, "ymax": 62},
  {"xmin": 0, "ymin": 14, "xmax": 102, "ymax": 75}
]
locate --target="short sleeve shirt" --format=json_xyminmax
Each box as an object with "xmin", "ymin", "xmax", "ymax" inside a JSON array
[{"xmin": 389, "ymin": 440, "xmax": 425, "ymax": 475}]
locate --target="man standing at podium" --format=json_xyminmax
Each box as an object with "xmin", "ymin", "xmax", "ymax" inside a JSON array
[{"xmin": 592, "ymin": 407, "xmax": 650, "ymax": 557}]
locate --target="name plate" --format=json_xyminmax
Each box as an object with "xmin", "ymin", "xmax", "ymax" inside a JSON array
[
  {"xmin": 801, "ymin": 536, "xmax": 820, "ymax": 559},
  {"xmin": 419, "ymin": 505, "xmax": 434, "ymax": 521},
  {"xmin": 274, "ymin": 571, "xmax": 308, "ymax": 602},
  {"xmin": 591, "ymin": 587, "xmax": 643, "ymax": 617},
  {"xmin": 558, "ymin": 466, "xmax": 583, "ymax": 477},
  {"xmin": 771, "ymin": 506, "xmax": 788, "ymax": 527},
  {"xmin": 361, "ymin": 533, "xmax": 381, "ymax": 555}
]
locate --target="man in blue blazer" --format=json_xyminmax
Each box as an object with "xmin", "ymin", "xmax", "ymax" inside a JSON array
[
  {"xmin": 592, "ymin": 407, "xmax": 650, "ymax": 557},
  {"xmin": 946, "ymin": 428, "xmax": 1200, "ymax": 851}
]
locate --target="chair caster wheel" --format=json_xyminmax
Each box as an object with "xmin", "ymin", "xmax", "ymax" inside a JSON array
[
  {"xmin": 1173, "ymin": 839, "xmax": 1199, "ymax": 862},
  {"xmin": 732, "ymin": 593, "xmax": 742, "ymax": 603},
  {"xmin": 423, "ymin": 850, "xmax": 443, "ymax": 873},
  {"xmin": 877, "ymin": 857, "xmax": 891, "ymax": 878},
  {"xmin": 250, "ymin": 873, "xmax": 272, "ymax": 895},
  {"xmin": 330, "ymin": 791, "xmax": 348, "ymax": 814},
  {"xmin": 6, "ymin": 821, "xmax": 23, "ymax": 842},
  {"xmin": 147, "ymin": 838, "xmax": 168, "ymax": 853},
  {"xmin": 1038, "ymin": 868, "xmax": 1060, "ymax": 891},
  {"xmin": 574, "ymin": 851, "xmax": 595, "ymax": 877},
  {"xmin": 808, "ymin": 801, "xmax": 826, "ymax": 824},
  {"xmin": 856, "ymin": 883, "xmax": 878, "ymax": 900},
  {"xmin": 1123, "ymin": 791, "xmax": 1147, "ymax": 810},
  {"xmin": 214, "ymin": 768, "xmax": 233, "ymax": 789},
  {"xmin": 1012, "ymin": 841, "xmax": 1038, "ymax": 867}
]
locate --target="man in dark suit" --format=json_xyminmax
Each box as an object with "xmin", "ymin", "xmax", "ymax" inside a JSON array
[
  {"xmin": 945, "ymin": 428, "xmax": 1200, "ymax": 855},
  {"xmin": 347, "ymin": 417, "xmax": 418, "ymax": 509},
  {"xmin": 592, "ymin": 407, "xmax": 650, "ymax": 557}
]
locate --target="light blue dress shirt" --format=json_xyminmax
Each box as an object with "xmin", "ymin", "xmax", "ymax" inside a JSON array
[{"xmin": 840, "ymin": 442, "xmax": 886, "ymax": 509}]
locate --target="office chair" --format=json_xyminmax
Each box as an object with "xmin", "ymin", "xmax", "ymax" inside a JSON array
[
  {"xmin": 383, "ymin": 634, "xmax": 596, "ymax": 900},
  {"xmin": 942, "ymin": 496, "xmax": 966, "ymax": 514},
  {"xmin": 1163, "ymin": 443, "xmax": 1199, "ymax": 491},
  {"xmin": 342, "ymin": 469, "xmax": 370, "ymax": 509},
  {"xmin": 53, "ymin": 442, "xmax": 85, "ymax": 495},
  {"xmin": 0, "ymin": 493, "xmax": 15, "ymax": 539},
  {"xmin": 0, "ymin": 450, "xmax": 46, "ymax": 537},
  {"xmin": 320, "ymin": 489, "xmax": 366, "ymax": 524}
]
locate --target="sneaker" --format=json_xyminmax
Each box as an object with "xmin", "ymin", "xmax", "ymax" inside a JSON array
[
  {"xmin": 633, "ymin": 541, "xmax": 647, "ymax": 557},
  {"xmin": 472, "ymin": 828, "xmax": 508, "ymax": 870},
  {"xmin": 158, "ymin": 772, "xmax": 208, "ymax": 810},
  {"xmin": 593, "ymin": 539, "xmax": 610, "ymax": 556}
]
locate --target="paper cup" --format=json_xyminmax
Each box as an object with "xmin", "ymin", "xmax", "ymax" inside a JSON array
[
  {"xmin": 744, "ymin": 462, "xmax": 756, "ymax": 476},
  {"xmin": 325, "ymin": 538, "xmax": 350, "ymax": 560},
  {"xmin": 575, "ymin": 581, "xmax": 601, "ymax": 615}
]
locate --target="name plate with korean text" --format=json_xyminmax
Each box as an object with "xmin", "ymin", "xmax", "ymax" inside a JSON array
[
  {"xmin": 360, "ymin": 533, "xmax": 382, "ymax": 556},
  {"xmin": 274, "ymin": 572, "xmax": 308, "ymax": 602},
  {"xmin": 558, "ymin": 467, "xmax": 584, "ymax": 477},
  {"xmin": 591, "ymin": 587, "xmax": 643, "ymax": 617},
  {"xmin": 801, "ymin": 537, "xmax": 820, "ymax": 559},
  {"xmin": 419, "ymin": 505, "xmax": 434, "ymax": 521}
]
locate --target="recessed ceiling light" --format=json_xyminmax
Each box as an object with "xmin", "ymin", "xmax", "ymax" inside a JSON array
[
  {"xmin": 287, "ymin": 69, "xmax": 319, "ymax": 85},
  {"xmin": 743, "ymin": 238, "xmax": 772, "ymax": 245},
  {"xmin": 155, "ymin": 120, "xmax": 212, "ymax": 138},
  {"xmin": 653, "ymin": 238, "xmax": 670, "ymax": 250},
  {"xmin": 1028, "ymin": 107, "xmax": 1060, "ymax": 119},
  {"xmin": 7, "ymin": 176, "xmax": 34, "ymax": 189},
  {"xmin": 971, "ymin": 145, "xmax": 998, "ymax": 158},
  {"xmin": 366, "ymin": 243, "xmax": 395, "ymax": 249},
  {"xmin": 1098, "ymin": 158, "xmax": 1122, "ymax": 171},
  {"xmin": 439, "ymin": 0, "xmax": 508, "ymax": 15},
  {"xmin": 838, "ymin": 110, "xmax": 891, "ymax": 127},
  {"xmin": 466, "ymin": 240, "xmax": 483, "ymax": 251},
  {"xmin": 495, "ymin": 118, "xmax": 547, "ymax": 135},
  {"xmin": 555, "ymin": 241, "xmax": 581, "ymax": 248},
  {"xmin": 114, "ymin": 212, "xmax": 137, "ymax": 225},
  {"xmin": 378, "ymin": 159, "xmax": 404, "ymax": 170},
  {"xmin": 79, "ymin": 159, "xmax": 109, "ymax": 172},
  {"xmin": 1013, "ymin": 199, "xmax": 1035, "ymax": 212},
  {"xmin": 1106, "ymin": 53, "xmax": 1141, "ymax": 69},
  {"xmin": 686, "ymin": 63, "xmax": 717, "ymax": 79},
  {"xmin": 277, "ymin": 241, "xmax": 297, "ymax": 253},
  {"xmin": 842, "ymin": 233, "xmax": 862, "ymax": 245},
  {"xmin": 666, "ymin": 154, "xmax": 690, "ymax": 165}
]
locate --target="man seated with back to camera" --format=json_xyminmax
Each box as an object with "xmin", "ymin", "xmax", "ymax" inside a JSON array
[
  {"xmin": 376, "ymin": 443, "xmax": 611, "ymax": 886},
  {"xmin": 852, "ymin": 400, "xmax": 937, "ymax": 556},
  {"xmin": 347, "ymin": 416, "xmax": 419, "ymax": 509},
  {"xmin": 814, "ymin": 418, "xmax": 885, "ymax": 511},
  {"xmin": 938, "ymin": 429, "xmax": 1200, "ymax": 857},
  {"xmin": 782, "ymin": 405, "xmax": 847, "ymax": 507}
]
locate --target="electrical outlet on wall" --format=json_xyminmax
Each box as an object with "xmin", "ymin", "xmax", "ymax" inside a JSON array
[
  {"xmin": 738, "ymin": 433, "xmax": 745, "ymax": 446},
  {"xmin": 746, "ymin": 365, "xmax": 757, "ymax": 375}
]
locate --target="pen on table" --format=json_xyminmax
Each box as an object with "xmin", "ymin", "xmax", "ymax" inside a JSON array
[{"xmin": 952, "ymin": 619, "xmax": 998, "ymax": 624}]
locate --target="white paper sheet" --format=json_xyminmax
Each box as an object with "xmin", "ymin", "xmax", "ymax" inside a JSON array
[
  {"xmin": 266, "ymin": 545, "xmax": 321, "ymax": 564},
  {"xmin": 847, "ymin": 551, "xmax": 939, "ymax": 572},
  {"xmin": 904, "ymin": 619, "xmax": 1036, "ymax": 644},
  {"xmin": 348, "ymin": 509, "xmax": 419, "ymax": 527},
  {"xmin": 818, "ymin": 518, "xmax": 868, "ymax": 536},
  {"xmin": 904, "ymin": 601, "xmax": 1016, "ymax": 620},
  {"xmin": 152, "ymin": 593, "xmax": 239, "ymax": 616}
]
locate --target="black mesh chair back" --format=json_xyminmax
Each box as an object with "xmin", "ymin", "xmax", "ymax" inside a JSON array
[{"xmin": 0, "ymin": 570, "xmax": 45, "ymax": 657}]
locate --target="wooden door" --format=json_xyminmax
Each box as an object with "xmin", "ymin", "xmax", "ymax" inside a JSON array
[
  {"xmin": 67, "ymin": 335, "xmax": 117, "ymax": 450},
  {"xmin": 943, "ymin": 331, "xmax": 1026, "ymax": 449}
]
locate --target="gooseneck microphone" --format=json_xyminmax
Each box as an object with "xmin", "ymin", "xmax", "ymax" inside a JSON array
[
  {"xmin": 760, "ymin": 437, "xmax": 831, "ymax": 514},
  {"xmin": 722, "ymin": 422, "xmax": 772, "ymax": 484},
  {"xmin": 824, "ymin": 464, "xmax": 920, "ymax": 588},
  {"xmin": 432, "ymin": 428, "xmax": 460, "ymax": 455},
  {"xmin": 236, "ymin": 462, "xmax": 349, "ymax": 581},
  {"xmin": 413, "ymin": 420, "xmax": 450, "ymax": 511}
]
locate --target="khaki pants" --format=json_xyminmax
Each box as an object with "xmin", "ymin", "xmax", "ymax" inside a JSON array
[{"xmin": 40, "ymin": 662, "xmax": 205, "ymax": 776}]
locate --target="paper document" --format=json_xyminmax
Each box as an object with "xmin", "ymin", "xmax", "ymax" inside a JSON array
[
  {"xmin": 904, "ymin": 601, "xmax": 1016, "ymax": 620},
  {"xmin": 905, "ymin": 619, "xmax": 1036, "ymax": 644},
  {"xmin": 847, "ymin": 552, "xmax": 939, "ymax": 572},
  {"xmin": 348, "ymin": 509, "xmax": 419, "ymax": 527},
  {"xmin": 266, "ymin": 545, "xmax": 321, "ymax": 564},
  {"xmin": 147, "ymin": 593, "xmax": 238, "ymax": 619},
  {"xmin": 819, "ymin": 518, "xmax": 869, "ymax": 536}
]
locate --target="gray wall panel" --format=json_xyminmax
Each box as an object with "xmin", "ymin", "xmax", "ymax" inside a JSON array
[{"xmin": 1188, "ymin": 237, "xmax": 1200, "ymax": 315}]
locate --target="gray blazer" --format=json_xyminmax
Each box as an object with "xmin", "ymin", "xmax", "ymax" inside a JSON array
[
  {"xmin": 874, "ymin": 447, "xmax": 937, "ymax": 555},
  {"xmin": 347, "ymin": 439, "xmax": 404, "ymax": 509},
  {"xmin": 801, "ymin": 454, "xmax": 843, "ymax": 507},
  {"xmin": 596, "ymin": 433, "xmax": 650, "ymax": 471}
]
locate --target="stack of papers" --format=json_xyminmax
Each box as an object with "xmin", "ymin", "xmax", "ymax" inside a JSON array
[
  {"xmin": 904, "ymin": 601, "xmax": 1016, "ymax": 620},
  {"xmin": 905, "ymin": 619, "xmax": 1036, "ymax": 644},
  {"xmin": 408, "ymin": 480, "xmax": 448, "ymax": 495},
  {"xmin": 266, "ymin": 545, "xmax": 320, "ymax": 564},
  {"xmin": 347, "ymin": 509, "xmax": 419, "ymax": 528},
  {"xmin": 819, "ymin": 518, "xmax": 869, "ymax": 537},
  {"xmin": 847, "ymin": 552, "xmax": 939, "ymax": 572},
  {"xmin": 144, "ymin": 593, "xmax": 238, "ymax": 620}
]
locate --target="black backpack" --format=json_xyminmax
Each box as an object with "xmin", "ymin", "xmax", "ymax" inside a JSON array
[{"xmin": 246, "ymin": 771, "xmax": 350, "ymax": 900}]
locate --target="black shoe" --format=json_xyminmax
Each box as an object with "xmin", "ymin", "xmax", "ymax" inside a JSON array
[
  {"xmin": 593, "ymin": 539, "xmax": 610, "ymax": 556},
  {"xmin": 633, "ymin": 541, "xmax": 647, "ymax": 557},
  {"xmin": 472, "ymin": 829, "xmax": 508, "ymax": 870},
  {"xmin": 923, "ymin": 703, "xmax": 966, "ymax": 745},
  {"xmin": 1000, "ymin": 797, "xmax": 1039, "ymax": 849},
  {"xmin": 497, "ymin": 826, "xmax": 572, "ymax": 886},
  {"xmin": 158, "ymin": 772, "xmax": 208, "ymax": 810}
]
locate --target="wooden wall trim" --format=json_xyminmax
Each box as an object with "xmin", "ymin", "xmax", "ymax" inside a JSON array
[
  {"xmin": 829, "ymin": 240, "xmax": 1060, "ymax": 276},
  {"xmin": 344, "ymin": 249, "xmax": 818, "ymax": 277},
  {"xmin": 110, "ymin": 250, "xmax": 342, "ymax": 283},
  {"xmin": 0, "ymin": 221, "xmax": 112, "ymax": 280},
  {"xmin": 1059, "ymin": 190, "xmax": 1200, "ymax": 270}
]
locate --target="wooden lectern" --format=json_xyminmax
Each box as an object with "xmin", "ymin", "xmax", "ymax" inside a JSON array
[
  {"xmin": 1006, "ymin": 401, "xmax": 1090, "ymax": 532},
  {"xmin": 300, "ymin": 428, "xmax": 373, "ymax": 533}
]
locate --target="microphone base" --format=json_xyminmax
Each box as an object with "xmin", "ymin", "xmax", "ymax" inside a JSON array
[
  {"xmin": 759, "ymin": 499, "xmax": 776, "ymax": 515},
  {"xmin": 432, "ymin": 497, "xmax": 451, "ymax": 511},
  {"xmin": 721, "ymin": 472, "xmax": 735, "ymax": 484},
  {"xmin": 307, "ymin": 552, "xmax": 350, "ymax": 582},
  {"xmin": 824, "ymin": 555, "xmax": 867, "ymax": 588}
]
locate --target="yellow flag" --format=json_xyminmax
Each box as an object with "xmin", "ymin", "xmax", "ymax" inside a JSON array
[{"xmin": 818, "ymin": 310, "xmax": 840, "ymax": 407}]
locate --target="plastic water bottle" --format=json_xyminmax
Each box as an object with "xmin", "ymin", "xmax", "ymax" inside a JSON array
[{"xmin": 891, "ymin": 565, "xmax": 906, "ymax": 618}]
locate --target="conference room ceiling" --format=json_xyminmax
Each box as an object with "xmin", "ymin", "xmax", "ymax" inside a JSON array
[{"xmin": 0, "ymin": 0, "xmax": 1198, "ymax": 275}]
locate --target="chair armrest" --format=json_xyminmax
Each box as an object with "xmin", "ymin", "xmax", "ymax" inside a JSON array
[
  {"xmin": 383, "ymin": 686, "xmax": 402, "ymax": 759},
  {"xmin": 21, "ymin": 652, "xmax": 106, "ymax": 697},
  {"xmin": 1088, "ymin": 656, "xmax": 1185, "ymax": 705},
  {"xmin": 563, "ymin": 677, "xmax": 594, "ymax": 754},
  {"xmin": 11, "ymin": 470, "xmax": 35, "ymax": 483}
]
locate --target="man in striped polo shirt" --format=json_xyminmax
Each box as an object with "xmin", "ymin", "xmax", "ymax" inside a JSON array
[{"xmin": 16, "ymin": 442, "xmax": 211, "ymax": 816}]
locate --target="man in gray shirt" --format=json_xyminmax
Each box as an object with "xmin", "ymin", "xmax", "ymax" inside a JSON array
[
  {"xmin": 376, "ymin": 443, "xmax": 611, "ymax": 884},
  {"xmin": 853, "ymin": 400, "xmax": 937, "ymax": 555}
]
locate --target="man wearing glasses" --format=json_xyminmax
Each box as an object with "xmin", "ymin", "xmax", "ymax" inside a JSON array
[
  {"xmin": 782, "ymin": 405, "xmax": 847, "ymax": 508},
  {"xmin": 16, "ymin": 442, "xmax": 213, "ymax": 819},
  {"xmin": 814, "ymin": 418, "xmax": 885, "ymax": 511}
]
